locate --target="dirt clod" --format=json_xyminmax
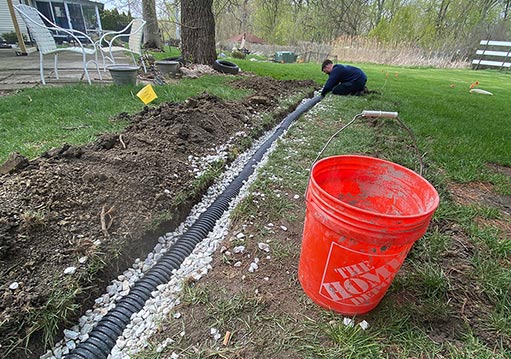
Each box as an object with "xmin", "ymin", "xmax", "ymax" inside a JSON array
[{"xmin": 0, "ymin": 152, "xmax": 29, "ymax": 175}]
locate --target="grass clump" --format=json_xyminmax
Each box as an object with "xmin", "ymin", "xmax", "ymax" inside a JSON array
[{"xmin": 23, "ymin": 286, "xmax": 81, "ymax": 353}]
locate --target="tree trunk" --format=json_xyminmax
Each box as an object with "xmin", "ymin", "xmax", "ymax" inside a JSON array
[
  {"xmin": 504, "ymin": 0, "xmax": 511, "ymax": 19},
  {"xmin": 435, "ymin": 0, "xmax": 451, "ymax": 34},
  {"xmin": 241, "ymin": 0, "xmax": 250, "ymax": 32},
  {"xmin": 142, "ymin": 0, "xmax": 162, "ymax": 49},
  {"xmin": 181, "ymin": 0, "xmax": 217, "ymax": 64}
]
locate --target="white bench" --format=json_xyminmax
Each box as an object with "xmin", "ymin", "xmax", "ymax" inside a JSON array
[{"xmin": 472, "ymin": 40, "xmax": 511, "ymax": 70}]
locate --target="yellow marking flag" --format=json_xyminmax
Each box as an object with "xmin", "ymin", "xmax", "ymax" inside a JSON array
[{"xmin": 136, "ymin": 84, "xmax": 158, "ymax": 104}]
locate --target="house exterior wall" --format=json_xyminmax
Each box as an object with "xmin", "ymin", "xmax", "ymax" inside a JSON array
[
  {"xmin": 32, "ymin": 0, "xmax": 104, "ymax": 33},
  {"xmin": 0, "ymin": 0, "xmax": 28, "ymax": 37},
  {"xmin": 1, "ymin": 0, "xmax": 103, "ymax": 39}
]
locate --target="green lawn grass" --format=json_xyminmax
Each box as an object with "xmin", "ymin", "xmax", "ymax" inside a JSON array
[
  {"xmin": 233, "ymin": 59, "xmax": 511, "ymax": 190},
  {"xmin": 150, "ymin": 46, "xmax": 182, "ymax": 61}
]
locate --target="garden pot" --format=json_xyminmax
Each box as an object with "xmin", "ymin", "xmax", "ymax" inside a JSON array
[
  {"xmin": 155, "ymin": 60, "xmax": 180, "ymax": 76},
  {"xmin": 107, "ymin": 65, "xmax": 139, "ymax": 85}
]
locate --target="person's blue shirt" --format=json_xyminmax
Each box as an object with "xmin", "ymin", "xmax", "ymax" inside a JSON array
[{"xmin": 321, "ymin": 64, "xmax": 367, "ymax": 96}]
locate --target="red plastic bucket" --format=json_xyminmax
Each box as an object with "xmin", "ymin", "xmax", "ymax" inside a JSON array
[{"xmin": 298, "ymin": 155, "xmax": 439, "ymax": 315}]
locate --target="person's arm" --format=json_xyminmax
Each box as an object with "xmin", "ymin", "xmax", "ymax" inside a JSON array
[{"xmin": 321, "ymin": 66, "xmax": 342, "ymax": 96}]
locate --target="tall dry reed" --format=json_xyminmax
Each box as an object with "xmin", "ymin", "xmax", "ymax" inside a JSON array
[
  {"xmin": 330, "ymin": 35, "xmax": 470, "ymax": 69},
  {"xmin": 219, "ymin": 35, "xmax": 471, "ymax": 68}
]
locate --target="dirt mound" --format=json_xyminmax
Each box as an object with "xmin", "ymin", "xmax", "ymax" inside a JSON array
[{"xmin": 0, "ymin": 76, "xmax": 317, "ymax": 358}]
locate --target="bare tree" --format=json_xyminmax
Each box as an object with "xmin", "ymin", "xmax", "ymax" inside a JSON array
[
  {"xmin": 256, "ymin": 0, "xmax": 284, "ymax": 38},
  {"xmin": 504, "ymin": 0, "xmax": 511, "ymax": 19},
  {"xmin": 181, "ymin": 0, "xmax": 217, "ymax": 64},
  {"xmin": 435, "ymin": 0, "xmax": 451, "ymax": 33}
]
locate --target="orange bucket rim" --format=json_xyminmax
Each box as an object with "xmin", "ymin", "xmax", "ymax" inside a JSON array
[{"xmin": 309, "ymin": 154, "xmax": 440, "ymax": 220}]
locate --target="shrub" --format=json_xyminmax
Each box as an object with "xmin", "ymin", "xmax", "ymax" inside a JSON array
[
  {"xmin": 1, "ymin": 31, "xmax": 27, "ymax": 44},
  {"xmin": 231, "ymin": 50, "xmax": 246, "ymax": 59}
]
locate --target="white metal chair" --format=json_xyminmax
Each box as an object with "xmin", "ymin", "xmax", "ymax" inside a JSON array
[
  {"xmin": 14, "ymin": 4, "xmax": 101, "ymax": 85},
  {"xmin": 97, "ymin": 19, "xmax": 147, "ymax": 72}
]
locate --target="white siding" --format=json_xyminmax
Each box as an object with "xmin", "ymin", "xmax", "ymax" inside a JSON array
[{"xmin": 0, "ymin": 0, "xmax": 28, "ymax": 37}]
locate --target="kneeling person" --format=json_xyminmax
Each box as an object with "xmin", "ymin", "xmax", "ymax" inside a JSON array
[{"xmin": 320, "ymin": 59, "xmax": 367, "ymax": 97}]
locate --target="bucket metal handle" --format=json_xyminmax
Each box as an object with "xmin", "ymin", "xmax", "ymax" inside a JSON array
[{"xmin": 306, "ymin": 110, "xmax": 425, "ymax": 197}]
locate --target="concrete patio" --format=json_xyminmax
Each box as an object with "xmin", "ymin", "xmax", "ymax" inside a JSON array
[{"xmin": 0, "ymin": 47, "xmax": 136, "ymax": 91}]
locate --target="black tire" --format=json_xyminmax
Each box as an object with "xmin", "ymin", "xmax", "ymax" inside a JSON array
[{"xmin": 212, "ymin": 60, "xmax": 240, "ymax": 75}]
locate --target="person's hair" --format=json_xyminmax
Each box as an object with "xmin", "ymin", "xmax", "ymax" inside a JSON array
[{"xmin": 321, "ymin": 59, "xmax": 333, "ymax": 70}]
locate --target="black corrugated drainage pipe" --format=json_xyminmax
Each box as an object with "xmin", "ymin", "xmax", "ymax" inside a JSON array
[{"xmin": 66, "ymin": 95, "xmax": 323, "ymax": 358}]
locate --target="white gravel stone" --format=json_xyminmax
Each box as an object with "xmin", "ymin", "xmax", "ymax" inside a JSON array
[
  {"xmin": 258, "ymin": 242, "xmax": 270, "ymax": 252},
  {"xmin": 63, "ymin": 329, "xmax": 79, "ymax": 340},
  {"xmin": 106, "ymin": 284, "xmax": 117, "ymax": 296},
  {"xmin": 248, "ymin": 262, "xmax": 259, "ymax": 272},
  {"xmin": 110, "ymin": 346, "xmax": 123, "ymax": 359},
  {"xmin": 154, "ymin": 243, "xmax": 163, "ymax": 253},
  {"xmin": 65, "ymin": 340, "xmax": 76, "ymax": 350},
  {"xmin": 210, "ymin": 327, "xmax": 222, "ymax": 341},
  {"xmin": 135, "ymin": 324, "xmax": 146, "ymax": 337},
  {"xmin": 233, "ymin": 261, "xmax": 242, "ymax": 267},
  {"xmin": 78, "ymin": 256, "xmax": 88, "ymax": 264},
  {"xmin": 63, "ymin": 266, "xmax": 76, "ymax": 275},
  {"xmin": 359, "ymin": 320, "xmax": 370, "ymax": 330},
  {"xmin": 280, "ymin": 225, "xmax": 288, "ymax": 231},
  {"xmin": 343, "ymin": 317, "xmax": 354, "ymax": 327},
  {"xmin": 53, "ymin": 346, "xmax": 63, "ymax": 358},
  {"xmin": 9, "ymin": 281, "xmax": 19, "ymax": 290},
  {"xmin": 233, "ymin": 245, "xmax": 245, "ymax": 253},
  {"xmin": 80, "ymin": 323, "xmax": 92, "ymax": 335},
  {"xmin": 79, "ymin": 315, "xmax": 88, "ymax": 326}
]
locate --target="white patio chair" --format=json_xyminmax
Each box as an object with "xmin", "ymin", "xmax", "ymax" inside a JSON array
[
  {"xmin": 14, "ymin": 4, "xmax": 101, "ymax": 85},
  {"xmin": 97, "ymin": 19, "xmax": 147, "ymax": 72}
]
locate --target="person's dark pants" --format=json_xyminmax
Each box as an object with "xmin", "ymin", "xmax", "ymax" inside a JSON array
[{"xmin": 332, "ymin": 77, "xmax": 367, "ymax": 96}]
